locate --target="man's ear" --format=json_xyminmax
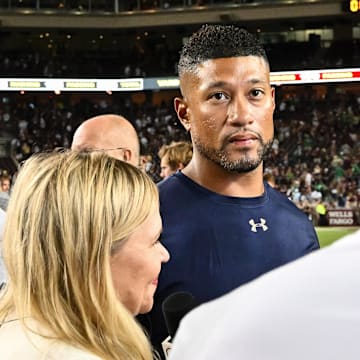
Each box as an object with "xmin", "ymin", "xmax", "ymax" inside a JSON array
[
  {"xmin": 174, "ymin": 97, "xmax": 191, "ymax": 132},
  {"xmin": 123, "ymin": 148, "xmax": 132, "ymax": 163},
  {"xmin": 271, "ymin": 86, "xmax": 276, "ymax": 109}
]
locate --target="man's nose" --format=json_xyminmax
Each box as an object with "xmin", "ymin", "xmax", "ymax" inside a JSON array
[{"xmin": 227, "ymin": 96, "xmax": 254, "ymax": 126}]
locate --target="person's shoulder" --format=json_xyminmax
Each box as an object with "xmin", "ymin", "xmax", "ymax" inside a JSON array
[
  {"xmin": 180, "ymin": 229, "xmax": 360, "ymax": 323},
  {"xmin": 0, "ymin": 319, "xmax": 47, "ymax": 359},
  {"xmin": 0, "ymin": 192, "xmax": 9, "ymax": 211},
  {"xmin": 49, "ymin": 343, "xmax": 102, "ymax": 360},
  {"xmin": 327, "ymin": 228, "xmax": 360, "ymax": 252},
  {"xmin": 266, "ymin": 184, "xmax": 306, "ymax": 213},
  {"xmin": 157, "ymin": 172, "xmax": 187, "ymax": 191},
  {"xmin": 171, "ymin": 234, "xmax": 360, "ymax": 360},
  {"xmin": 0, "ymin": 319, "xmax": 101, "ymax": 360}
]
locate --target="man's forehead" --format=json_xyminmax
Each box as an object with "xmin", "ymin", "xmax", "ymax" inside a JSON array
[{"xmin": 180, "ymin": 56, "xmax": 270, "ymax": 92}]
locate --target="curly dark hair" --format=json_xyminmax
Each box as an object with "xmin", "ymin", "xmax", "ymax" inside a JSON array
[{"xmin": 178, "ymin": 24, "xmax": 268, "ymax": 76}]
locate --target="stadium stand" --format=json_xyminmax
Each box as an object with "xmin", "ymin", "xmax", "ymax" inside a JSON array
[{"xmin": 0, "ymin": 0, "xmax": 358, "ymax": 225}]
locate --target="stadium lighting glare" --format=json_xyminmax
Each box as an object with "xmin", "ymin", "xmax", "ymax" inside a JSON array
[{"xmin": 0, "ymin": 68, "xmax": 359, "ymax": 92}]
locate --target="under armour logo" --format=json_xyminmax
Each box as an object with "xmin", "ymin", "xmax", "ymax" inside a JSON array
[{"xmin": 249, "ymin": 218, "xmax": 268, "ymax": 232}]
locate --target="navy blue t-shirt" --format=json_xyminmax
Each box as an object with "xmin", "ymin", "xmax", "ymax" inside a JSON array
[{"xmin": 146, "ymin": 172, "xmax": 319, "ymax": 352}]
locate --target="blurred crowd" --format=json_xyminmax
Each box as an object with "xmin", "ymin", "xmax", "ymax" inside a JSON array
[
  {"xmin": 0, "ymin": 38, "xmax": 358, "ymax": 78},
  {"xmin": 266, "ymin": 86, "xmax": 359, "ymax": 226},
  {"xmin": 0, "ymin": 0, "xmax": 272, "ymax": 12},
  {"xmin": 0, "ymin": 84, "xmax": 358, "ymax": 226}
]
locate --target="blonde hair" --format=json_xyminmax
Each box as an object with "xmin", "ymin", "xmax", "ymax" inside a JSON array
[
  {"xmin": 158, "ymin": 141, "xmax": 193, "ymax": 170},
  {"xmin": 0, "ymin": 150, "xmax": 158, "ymax": 360}
]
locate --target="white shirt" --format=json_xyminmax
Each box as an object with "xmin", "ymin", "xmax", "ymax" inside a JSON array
[
  {"xmin": 0, "ymin": 318, "xmax": 102, "ymax": 360},
  {"xmin": 169, "ymin": 230, "xmax": 360, "ymax": 360}
]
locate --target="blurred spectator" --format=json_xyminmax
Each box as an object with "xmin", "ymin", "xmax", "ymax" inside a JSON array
[
  {"xmin": 71, "ymin": 114, "xmax": 141, "ymax": 167},
  {"xmin": 158, "ymin": 141, "xmax": 193, "ymax": 180},
  {"xmin": 0, "ymin": 175, "xmax": 11, "ymax": 212},
  {"xmin": 263, "ymin": 172, "xmax": 276, "ymax": 188}
]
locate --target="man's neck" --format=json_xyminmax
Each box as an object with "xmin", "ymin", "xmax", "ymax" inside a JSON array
[{"xmin": 182, "ymin": 158, "xmax": 265, "ymax": 198}]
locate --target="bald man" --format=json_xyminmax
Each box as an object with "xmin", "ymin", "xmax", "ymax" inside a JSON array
[{"xmin": 71, "ymin": 114, "xmax": 140, "ymax": 167}]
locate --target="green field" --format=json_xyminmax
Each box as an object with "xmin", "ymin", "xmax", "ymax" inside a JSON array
[{"xmin": 316, "ymin": 227, "xmax": 359, "ymax": 248}]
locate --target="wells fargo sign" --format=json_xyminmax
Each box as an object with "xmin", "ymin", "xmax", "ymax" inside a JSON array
[{"xmin": 327, "ymin": 209, "xmax": 355, "ymax": 226}]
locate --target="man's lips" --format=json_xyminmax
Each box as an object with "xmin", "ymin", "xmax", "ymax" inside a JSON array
[
  {"xmin": 227, "ymin": 133, "xmax": 258, "ymax": 146},
  {"xmin": 228, "ymin": 133, "xmax": 258, "ymax": 142},
  {"xmin": 151, "ymin": 279, "xmax": 158, "ymax": 286}
]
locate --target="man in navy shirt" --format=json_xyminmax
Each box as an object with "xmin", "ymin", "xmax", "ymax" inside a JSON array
[{"xmin": 145, "ymin": 24, "xmax": 319, "ymax": 357}]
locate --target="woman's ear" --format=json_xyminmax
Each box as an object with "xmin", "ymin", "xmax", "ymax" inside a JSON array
[{"xmin": 174, "ymin": 97, "xmax": 191, "ymax": 132}]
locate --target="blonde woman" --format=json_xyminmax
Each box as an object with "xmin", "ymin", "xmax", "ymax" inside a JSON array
[{"xmin": 0, "ymin": 150, "xmax": 169, "ymax": 360}]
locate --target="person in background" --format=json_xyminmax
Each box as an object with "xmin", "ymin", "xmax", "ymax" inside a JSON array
[
  {"xmin": 71, "ymin": 114, "xmax": 141, "ymax": 167},
  {"xmin": 0, "ymin": 150, "xmax": 169, "ymax": 360},
  {"xmin": 0, "ymin": 174, "xmax": 11, "ymax": 212},
  {"xmin": 170, "ymin": 229, "xmax": 360, "ymax": 360},
  {"xmin": 144, "ymin": 24, "xmax": 319, "ymax": 356},
  {"xmin": 263, "ymin": 171, "xmax": 276, "ymax": 188},
  {"xmin": 158, "ymin": 141, "xmax": 193, "ymax": 179},
  {"xmin": 0, "ymin": 175, "xmax": 10, "ymax": 194},
  {"xmin": 140, "ymin": 154, "xmax": 154, "ymax": 173}
]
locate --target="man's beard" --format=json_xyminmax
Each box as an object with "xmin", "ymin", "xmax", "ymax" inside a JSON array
[{"xmin": 193, "ymin": 133, "xmax": 273, "ymax": 173}]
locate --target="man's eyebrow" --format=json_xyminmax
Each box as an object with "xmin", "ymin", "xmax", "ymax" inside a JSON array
[
  {"xmin": 206, "ymin": 81, "xmax": 227, "ymax": 89},
  {"xmin": 205, "ymin": 78, "xmax": 268, "ymax": 89},
  {"xmin": 248, "ymin": 78, "xmax": 268, "ymax": 84}
]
